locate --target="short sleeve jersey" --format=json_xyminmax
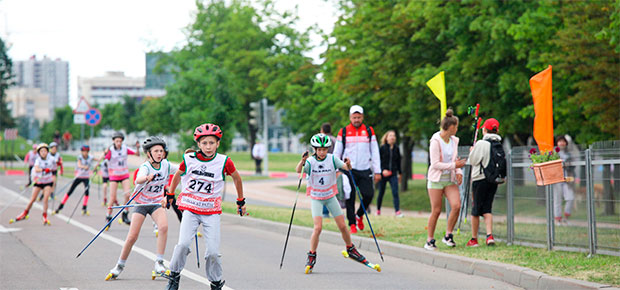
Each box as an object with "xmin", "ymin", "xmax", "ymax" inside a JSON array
[
  {"xmin": 34, "ymin": 156, "xmax": 55, "ymax": 184},
  {"xmin": 108, "ymin": 144, "xmax": 129, "ymax": 178},
  {"xmin": 135, "ymin": 159, "xmax": 172, "ymax": 204},
  {"xmin": 177, "ymin": 152, "xmax": 231, "ymax": 215},
  {"xmin": 76, "ymin": 154, "xmax": 94, "ymax": 178}
]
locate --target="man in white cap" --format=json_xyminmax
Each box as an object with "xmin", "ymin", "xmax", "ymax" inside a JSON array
[{"xmin": 333, "ymin": 105, "xmax": 381, "ymax": 234}]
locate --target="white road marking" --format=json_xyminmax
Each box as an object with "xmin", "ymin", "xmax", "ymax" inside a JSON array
[
  {"xmin": 0, "ymin": 184, "xmax": 233, "ymax": 290},
  {"xmin": 0, "ymin": 224, "xmax": 21, "ymax": 233}
]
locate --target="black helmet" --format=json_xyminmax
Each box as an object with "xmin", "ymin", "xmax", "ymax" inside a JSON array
[
  {"xmin": 112, "ymin": 131, "xmax": 124, "ymax": 140},
  {"xmin": 142, "ymin": 136, "xmax": 168, "ymax": 156}
]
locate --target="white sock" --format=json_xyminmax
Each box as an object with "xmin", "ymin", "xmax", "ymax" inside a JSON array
[
  {"xmin": 117, "ymin": 259, "xmax": 126, "ymax": 266},
  {"xmin": 156, "ymin": 254, "xmax": 164, "ymax": 261}
]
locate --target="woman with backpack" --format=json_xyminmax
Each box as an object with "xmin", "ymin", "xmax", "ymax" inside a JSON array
[{"xmin": 466, "ymin": 118, "xmax": 503, "ymax": 247}]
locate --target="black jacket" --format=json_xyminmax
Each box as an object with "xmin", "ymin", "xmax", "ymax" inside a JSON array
[{"xmin": 380, "ymin": 144, "xmax": 401, "ymax": 174}]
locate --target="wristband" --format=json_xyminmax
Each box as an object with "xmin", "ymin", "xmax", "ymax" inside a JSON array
[{"xmin": 236, "ymin": 198, "xmax": 246, "ymax": 207}]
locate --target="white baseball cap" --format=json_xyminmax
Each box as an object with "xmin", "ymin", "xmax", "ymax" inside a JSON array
[{"xmin": 349, "ymin": 105, "xmax": 364, "ymax": 115}]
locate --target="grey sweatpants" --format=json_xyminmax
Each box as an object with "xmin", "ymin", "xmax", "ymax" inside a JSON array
[
  {"xmin": 553, "ymin": 182, "xmax": 574, "ymax": 218},
  {"xmin": 169, "ymin": 210, "xmax": 222, "ymax": 282}
]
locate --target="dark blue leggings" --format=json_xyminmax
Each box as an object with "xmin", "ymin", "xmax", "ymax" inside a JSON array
[{"xmin": 377, "ymin": 174, "xmax": 400, "ymax": 212}]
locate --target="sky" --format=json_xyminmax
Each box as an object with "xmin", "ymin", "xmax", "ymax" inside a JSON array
[{"xmin": 0, "ymin": 0, "xmax": 339, "ymax": 106}]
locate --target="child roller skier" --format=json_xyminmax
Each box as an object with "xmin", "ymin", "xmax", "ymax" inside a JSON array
[
  {"xmin": 39, "ymin": 142, "xmax": 63, "ymax": 201},
  {"xmin": 296, "ymin": 133, "xmax": 376, "ymax": 274},
  {"xmin": 165, "ymin": 123, "xmax": 246, "ymax": 290},
  {"xmin": 106, "ymin": 137, "xmax": 174, "ymax": 281},
  {"xmin": 105, "ymin": 132, "xmax": 140, "ymax": 227},
  {"xmin": 10, "ymin": 143, "xmax": 55, "ymax": 225},
  {"xmin": 54, "ymin": 145, "xmax": 101, "ymax": 216}
]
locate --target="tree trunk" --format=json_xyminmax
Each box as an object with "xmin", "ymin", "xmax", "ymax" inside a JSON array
[
  {"xmin": 400, "ymin": 135, "xmax": 414, "ymax": 191},
  {"xmin": 603, "ymin": 164, "xmax": 615, "ymax": 215}
]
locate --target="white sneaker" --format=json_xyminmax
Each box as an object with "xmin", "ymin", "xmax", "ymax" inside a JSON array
[
  {"xmin": 154, "ymin": 260, "xmax": 168, "ymax": 275},
  {"xmin": 442, "ymin": 234, "xmax": 456, "ymax": 247},
  {"xmin": 424, "ymin": 239, "xmax": 437, "ymax": 251}
]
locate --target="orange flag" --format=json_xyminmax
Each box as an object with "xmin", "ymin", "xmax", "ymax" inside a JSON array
[{"xmin": 530, "ymin": 65, "xmax": 554, "ymax": 152}]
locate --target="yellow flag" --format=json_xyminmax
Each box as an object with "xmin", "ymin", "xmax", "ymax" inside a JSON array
[{"xmin": 426, "ymin": 71, "xmax": 447, "ymax": 118}]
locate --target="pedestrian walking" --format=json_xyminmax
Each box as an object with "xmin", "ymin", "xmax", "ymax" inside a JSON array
[
  {"xmin": 333, "ymin": 105, "xmax": 381, "ymax": 234},
  {"xmin": 376, "ymin": 130, "xmax": 403, "ymax": 217},
  {"xmin": 425, "ymin": 109, "xmax": 465, "ymax": 250},
  {"xmin": 252, "ymin": 140, "xmax": 266, "ymax": 175}
]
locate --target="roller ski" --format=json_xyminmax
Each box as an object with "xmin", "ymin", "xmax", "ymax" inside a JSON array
[
  {"xmin": 163, "ymin": 271, "xmax": 180, "ymax": 290},
  {"xmin": 105, "ymin": 215, "xmax": 112, "ymax": 231},
  {"xmin": 42, "ymin": 213, "xmax": 51, "ymax": 226},
  {"xmin": 211, "ymin": 280, "xmax": 225, "ymax": 290},
  {"xmin": 341, "ymin": 244, "xmax": 381, "ymax": 272},
  {"xmin": 151, "ymin": 259, "xmax": 170, "ymax": 280},
  {"xmin": 82, "ymin": 206, "xmax": 90, "ymax": 216},
  {"xmin": 9, "ymin": 210, "xmax": 29, "ymax": 224},
  {"xmin": 52, "ymin": 203, "xmax": 64, "ymax": 215},
  {"xmin": 105, "ymin": 263, "xmax": 124, "ymax": 281},
  {"xmin": 304, "ymin": 251, "xmax": 316, "ymax": 274}
]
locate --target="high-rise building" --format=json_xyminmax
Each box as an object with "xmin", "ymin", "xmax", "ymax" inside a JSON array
[
  {"xmin": 12, "ymin": 55, "xmax": 69, "ymax": 117},
  {"xmin": 78, "ymin": 71, "xmax": 165, "ymax": 106}
]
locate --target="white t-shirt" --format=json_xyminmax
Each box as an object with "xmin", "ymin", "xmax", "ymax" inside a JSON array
[
  {"xmin": 439, "ymin": 138, "xmax": 453, "ymax": 181},
  {"xmin": 135, "ymin": 159, "xmax": 175, "ymax": 204},
  {"xmin": 252, "ymin": 143, "xmax": 266, "ymax": 160}
]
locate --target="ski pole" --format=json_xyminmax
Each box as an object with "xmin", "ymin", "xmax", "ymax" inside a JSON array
[
  {"xmin": 279, "ymin": 151, "xmax": 308, "ymax": 269},
  {"xmin": 75, "ymin": 181, "xmax": 149, "ymax": 258},
  {"xmin": 457, "ymin": 104, "xmax": 481, "ymax": 234},
  {"xmin": 67, "ymin": 170, "xmax": 101, "ymax": 223},
  {"xmin": 346, "ymin": 170, "xmax": 384, "ymax": 262},
  {"xmin": 195, "ymin": 234, "xmax": 200, "ymax": 268},
  {"xmin": 109, "ymin": 203, "xmax": 160, "ymax": 209}
]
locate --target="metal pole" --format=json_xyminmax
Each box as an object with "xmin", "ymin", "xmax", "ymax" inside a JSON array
[
  {"xmin": 585, "ymin": 149, "xmax": 597, "ymax": 257},
  {"xmin": 81, "ymin": 124, "xmax": 85, "ymax": 148},
  {"xmin": 545, "ymin": 185, "xmax": 554, "ymax": 251},
  {"xmin": 506, "ymin": 152, "xmax": 514, "ymax": 245},
  {"xmin": 262, "ymin": 98, "xmax": 269, "ymax": 176}
]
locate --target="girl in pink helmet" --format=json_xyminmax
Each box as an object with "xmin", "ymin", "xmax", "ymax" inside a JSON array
[{"xmin": 165, "ymin": 123, "xmax": 246, "ymax": 290}]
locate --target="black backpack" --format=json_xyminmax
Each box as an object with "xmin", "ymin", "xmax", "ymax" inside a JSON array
[{"xmin": 481, "ymin": 140, "xmax": 507, "ymax": 184}]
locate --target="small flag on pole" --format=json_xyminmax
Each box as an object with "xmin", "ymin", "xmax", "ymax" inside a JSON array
[{"xmin": 426, "ymin": 71, "xmax": 447, "ymax": 119}]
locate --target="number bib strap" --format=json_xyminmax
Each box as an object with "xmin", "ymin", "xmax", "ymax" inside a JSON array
[{"xmin": 177, "ymin": 194, "xmax": 222, "ymax": 214}]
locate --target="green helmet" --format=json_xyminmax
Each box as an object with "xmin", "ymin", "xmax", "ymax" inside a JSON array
[{"xmin": 310, "ymin": 133, "xmax": 332, "ymax": 148}]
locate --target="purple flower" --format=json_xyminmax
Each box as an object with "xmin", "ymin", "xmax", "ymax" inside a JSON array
[
  {"xmin": 548, "ymin": 151, "xmax": 553, "ymax": 155},
  {"xmin": 529, "ymin": 148, "xmax": 537, "ymax": 154},
  {"xmin": 555, "ymin": 147, "xmax": 560, "ymax": 153}
]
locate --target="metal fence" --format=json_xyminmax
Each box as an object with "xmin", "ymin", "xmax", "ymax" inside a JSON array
[{"xmin": 454, "ymin": 140, "xmax": 619, "ymax": 256}]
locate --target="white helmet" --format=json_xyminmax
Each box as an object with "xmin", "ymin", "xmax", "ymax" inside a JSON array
[{"xmin": 310, "ymin": 133, "xmax": 332, "ymax": 148}]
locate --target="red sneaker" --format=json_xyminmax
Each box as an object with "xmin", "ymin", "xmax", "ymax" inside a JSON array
[
  {"xmin": 350, "ymin": 224, "xmax": 357, "ymax": 234},
  {"xmin": 486, "ymin": 234, "xmax": 495, "ymax": 246},
  {"xmin": 466, "ymin": 238, "xmax": 479, "ymax": 247},
  {"xmin": 356, "ymin": 216, "xmax": 364, "ymax": 231}
]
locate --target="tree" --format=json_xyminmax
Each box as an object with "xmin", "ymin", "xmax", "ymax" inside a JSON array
[
  {"xmin": 0, "ymin": 37, "xmax": 15, "ymax": 130},
  {"xmin": 39, "ymin": 106, "xmax": 82, "ymax": 143}
]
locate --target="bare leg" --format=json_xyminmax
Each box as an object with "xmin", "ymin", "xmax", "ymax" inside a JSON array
[
  {"xmin": 444, "ymin": 185, "xmax": 461, "ymax": 234},
  {"xmin": 334, "ymin": 215, "xmax": 351, "ymax": 246},
  {"xmin": 310, "ymin": 216, "xmax": 323, "ymax": 252},
  {"xmin": 119, "ymin": 212, "xmax": 146, "ymax": 260},
  {"xmin": 471, "ymin": 215, "xmax": 480, "ymax": 238},
  {"xmin": 427, "ymin": 189, "xmax": 443, "ymax": 241},
  {"xmin": 108, "ymin": 181, "xmax": 119, "ymax": 215},
  {"xmin": 25, "ymin": 187, "xmax": 42, "ymax": 212},
  {"xmin": 483, "ymin": 213, "xmax": 493, "ymax": 235},
  {"xmin": 42, "ymin": 186, "xmax": 53, "ymax": 214},
  {"xmin": 151, "ymin": 207, "xmax": 168, "ymax": 255}
]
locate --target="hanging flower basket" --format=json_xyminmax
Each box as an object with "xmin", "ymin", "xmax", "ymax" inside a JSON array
[{"xmin": 532, "ymin": 159, "xmax": 566, "ymax": 186}]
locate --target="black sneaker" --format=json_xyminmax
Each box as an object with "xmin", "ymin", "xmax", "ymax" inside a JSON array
[
  {"xmin": 210, "ymin": 280, "xmax": 225, "ymax": 290},
  {"xmin": 442, "ymin": 233, "xmax": 456, "ymax": 247},
  {"xmin": 121, "ymin": 211, "xmax": 131, "ymax": 225},
  {"xmin": 346, "ymin": 244, "xmax": 367, "ymax": 263},
  {"xmin": 424, "ymin": 239, "xmax": 437, "ymax": 251}
]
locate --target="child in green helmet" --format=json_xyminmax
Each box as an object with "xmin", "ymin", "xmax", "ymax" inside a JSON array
[{"xmin": 295, "ymin": 133, "xmax": 372, "ymax": 274}]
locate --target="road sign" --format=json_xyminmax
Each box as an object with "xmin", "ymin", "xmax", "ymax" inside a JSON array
[
  {"xmin": 3, "ymin": 128, "xmax": 18, "ymax": 140},
  {"xmin": 74, "ymin": 114, "xmax": 86, "ymax": 124},
  {"xmin": 84, "ymin": 108, "xmax": 101, "ymax": 126},
  {"xmin": 74, "ymin": 97, "xmax": 90, "ymax": 114}
]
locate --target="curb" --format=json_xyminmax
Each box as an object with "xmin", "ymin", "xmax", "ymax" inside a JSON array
[{"xmin": 222, "ymin": 213, "xmax": 617, "ymax": 290}]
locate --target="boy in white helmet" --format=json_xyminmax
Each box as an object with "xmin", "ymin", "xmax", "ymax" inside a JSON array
[{"xmin": 296, "ymin": 133, "xmax": 374, "ymax": 274}]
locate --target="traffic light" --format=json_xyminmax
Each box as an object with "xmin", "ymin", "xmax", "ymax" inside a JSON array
[{"xmin": 249, "ymin": 101, "xmax": 261, "ymax": 127}]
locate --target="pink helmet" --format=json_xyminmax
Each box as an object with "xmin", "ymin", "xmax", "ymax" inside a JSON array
[
  {"xmin": 193, "ymin": 123, "xmax": 222, "ymax": 141},
  {"xmin": 32, "ymin": 144, "xmax": 38, "ymax": 150}
]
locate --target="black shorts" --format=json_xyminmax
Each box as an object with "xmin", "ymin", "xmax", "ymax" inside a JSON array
[
  {"xmin": 102, "ymin": 177, "xmax": 109, "ymax": 183},
  {"xmin": 471, "ymin": 179, "xmax": 498, "ymax": 216},
  {"xmin": 34, "ymin": 183, "xmax": 53, "ymax": 189},
  {"xmin": 52, "ymin": 170, "xmax": 58, "ymax": 176}
]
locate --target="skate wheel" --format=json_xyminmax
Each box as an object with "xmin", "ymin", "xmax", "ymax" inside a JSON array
[
  {"xmin": 118, "ymin": 219, "xmax": 122, "ymax": 224},
  {"xmin": 51, "ymin": 211, "xmax": 56, "ymax": 215},
  {"xmin": 304, "ymin": 265, "xmax": 312, "ymax": 274},
  {"xmin": 341, "ymin": 250, "xmax": 349, "ymax": 258},
  {"xmin": 105, "ymin": 226, "xmax": 110, "ymax": 231},
  {"xmin": 105, "ymin": 273, "xmax": 113, "ymax": 281},
  {"xmin": 25, "ymin": 215, "xmax": 29, "ymax": 219},
  {"xmin": 197, "ymin": 232, "xmax": 203, "ymax": 237},
  {"xmin": 373, "ymin": 264, "xmax": 381, "ymax": 272},
  {"xmin": 9, "ymin": 219, "xmax": 15, "ymax": 224},
  {"xmin": 165, "ymin": 270, "xmax": 170, "ymax": 275},
  {"xmin": 151, "ymin": 271, "xmax": 156, "ymax": 280},
  {"xmin": 155, "ymin": 231, "xmax": 158, "ymax": 237}
]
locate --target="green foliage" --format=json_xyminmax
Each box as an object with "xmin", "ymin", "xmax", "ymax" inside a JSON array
[
  {"xmin": 0, "ymin": 37, "xmax": 15, "ymax": 130},
  {"xmin": 39, "ymin": 106, "xmax": 83, "ymax": 143}
]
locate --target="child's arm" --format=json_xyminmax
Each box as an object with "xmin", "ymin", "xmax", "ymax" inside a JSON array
[
  {"xmin": 295, "ymin": 151, "xmax": 309, "ymax": 173},
  {"xmin": 135, "ymin": 167, "xmax": 154, "ymax": 185},
  {"xmin": 169, "ymin": 170, "xmax": 182, "ymax": 194},
  {"xmin": 230, "ymin": 170, "xmax": 246, "ymax": 216}
]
